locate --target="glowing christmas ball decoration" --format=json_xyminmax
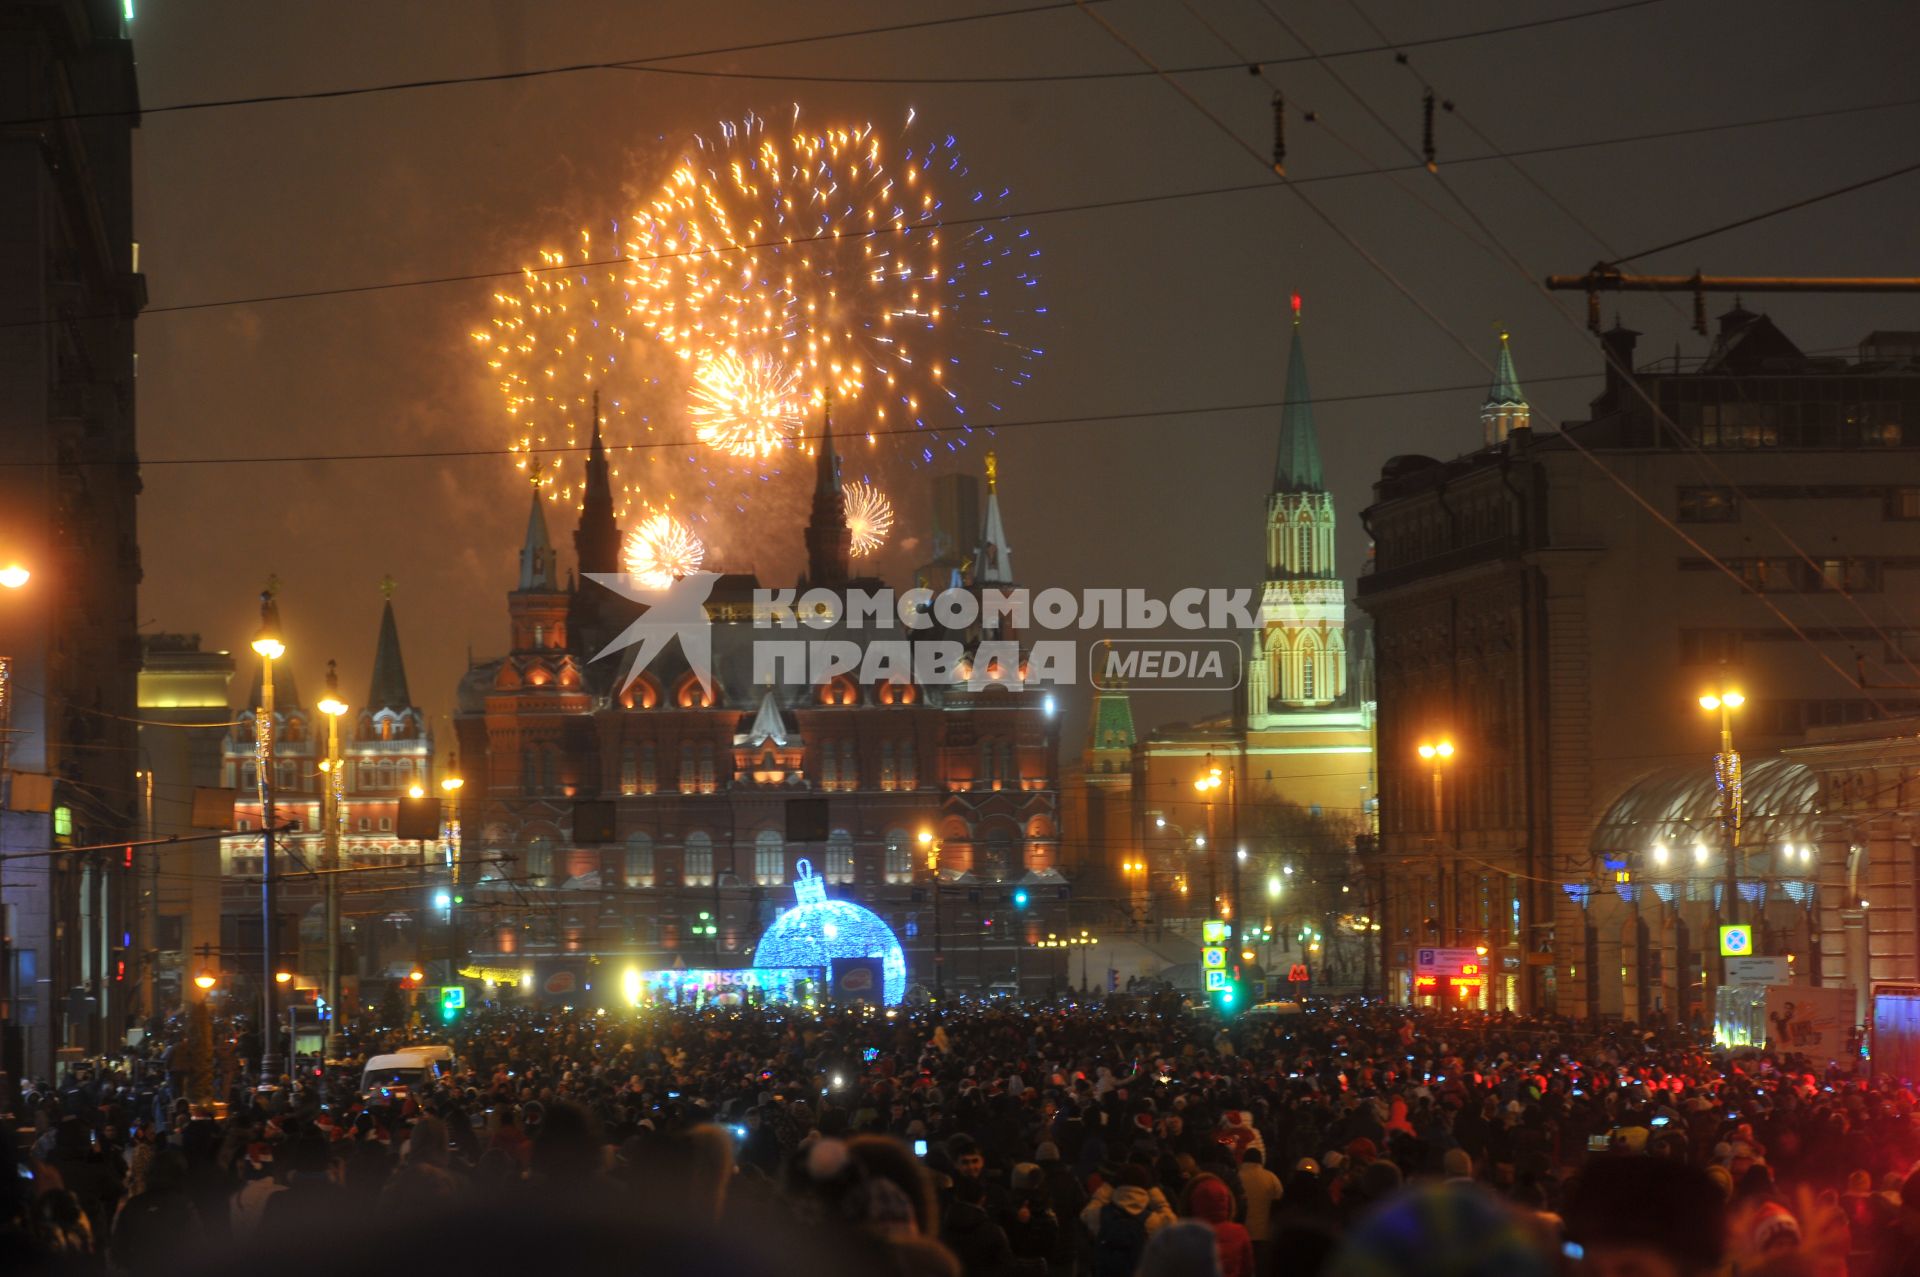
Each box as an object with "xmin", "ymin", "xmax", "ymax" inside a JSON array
[
  {"xmin": 622, "ymin": 512, "xmax": 705, "ymax": 589},
  {"xmin": 841, "ymin": 479, "xmax": 895, "ymax": 557},
  {"xmin": 688, "ymin": 349, "xmax": 803, "ymax": 459},
  {"xmin": 753, "ymin": 859, "xmax": 907, "ymax": 1004}
]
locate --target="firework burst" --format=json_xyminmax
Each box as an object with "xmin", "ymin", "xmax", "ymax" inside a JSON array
[
  {"xmin": 623, "ymin": 109, "xmax": 1043, "ymax": 462},
  {"xmin": 623, "ymin": 513, "xmax": 706, "ymax": 589},
  {"xmin": 841, "ymin": 479, "xmax": 895, "ymax": 558},
  {"xmin": 688, "ymin": 350, "xmax": 803, "ymax": 458}
]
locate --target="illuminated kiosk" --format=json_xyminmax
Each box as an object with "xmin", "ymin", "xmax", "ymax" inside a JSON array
[{"xmin": 753, "ymin": 859, "xmax": 908, "ymax": 1005}]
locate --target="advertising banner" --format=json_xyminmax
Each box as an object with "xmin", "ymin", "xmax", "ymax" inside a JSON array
[{"xmin": 1764, "ymin": 985, "xmax": 1858, "ymax": 1063}]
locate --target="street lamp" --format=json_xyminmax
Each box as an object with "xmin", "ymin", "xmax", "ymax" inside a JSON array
[
  {"xmin": 440, "ymin": 754, "xmax": 464, "ymax": 985},
  {"xmin": 1195, "ymin": 758, "xmax": 1237, "ymax": 932},
  {"xmin": 1416, "ymin": 739, "xmax": 1457, "ymax": 944},
  {"xmin": 193, "ymin": 971, "xmax": 217, "ymax": 992},
  {"xmin": 0, "ymin": 559, "xmax": 25, "ymax": 1030},
  {"xmin": 251, "ymin": 588, "xmax": 285, "ymax": 1086},
  {"xmin": 918, "ymin": 830, "xmax": 943, "ymax": 998},
  {"xmin": 1698, "ymin": 687, "xmax": 1744, "ymax": 926},
  {"xmin": 316, "ymin": 662, "xmax": 348, "ymax": 1060}
]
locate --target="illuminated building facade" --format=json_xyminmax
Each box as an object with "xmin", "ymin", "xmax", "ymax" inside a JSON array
[
  {"xmin": 1109, "ymin": 306, "xmax": 1377, "ymax": 964},
  {"xmin": 221, "ymin": 590, "xmax": 436, "ymax": 995},
  {"xmin": 1358, "ymin": 312, "xmax": 1920, "ymax": 1020},
  {"xmin": 453, "ymin": 422, "xmax": 1064, "ymax": 995},
  {"xmin": 0, "ymin": 0, "xmax": 144, "ymax": 1077}
]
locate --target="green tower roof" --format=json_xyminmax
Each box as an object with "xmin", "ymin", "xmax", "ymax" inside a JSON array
[
  {"xmin": 1485, "ymin": 330, "xmax": 1528, "ymax": 407},
  {"xmin": 1274, "ymin": 297, "xmax": 1324, "ymax": 495}
]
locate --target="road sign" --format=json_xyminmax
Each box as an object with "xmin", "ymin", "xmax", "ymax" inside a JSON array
[
  {"xmin": 439, "ymin": 985, "xmax": 465, "ymax": 1012},
  {"xmin": 1725, "ymin": 956, "xmax": 1789, "ymax": 985},
  {"xmin": 1202, "ymin": 946, "xmax": 1227, "ymax": 971},
  {"xmin": 1719, "ymin": 925, "xmax": 1753, "ymax": 957},
  {"xmin": 1203, "ymin": 920, "xmax": 1229, "ymax": 945},
  {"xmin": 1287, "ymin": 963, "xmax": 1310, "ymax": 983},
  {"xmin": 1415, "ymin": 947, "xmax": 1480, "ymax": 975},
  {"xmin": 1205, "ymin": 969, "xmax": 1229, "ymax": 991}
]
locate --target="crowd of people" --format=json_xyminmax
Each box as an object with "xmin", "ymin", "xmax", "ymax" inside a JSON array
[{"xmin": 5, "ymin": 995, "xmax": 1920, "ymax": 1277}]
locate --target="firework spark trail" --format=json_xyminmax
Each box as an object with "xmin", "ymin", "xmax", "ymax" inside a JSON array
[
  {"xmin": 841, "ymin": 479, "xmax": 895, "ymax": 557},
  {"xmin": 475, "ymin": 109, "xmax": 1043, "ymax": 535},
  {"xmin": 623, "ymin": 513, "xmax": 706, "ymax": 588}
]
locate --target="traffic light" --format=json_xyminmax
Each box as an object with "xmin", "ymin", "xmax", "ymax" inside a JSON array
[
  {"xmin": 439, "ymin": 985, "xmax": 465, "ymax": 1023},
  {"xmin": 695, "ymin": 911, "xmax": 717, "ymax": 937},
  {"xmin": 1012, "ymin": 888, "xmax": 1029, "ymax": 909}
]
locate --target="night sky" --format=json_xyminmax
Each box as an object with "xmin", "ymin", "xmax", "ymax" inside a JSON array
[{"xmin": 129, "ymin": 1, "xmax": 1920, "ymax": 742}]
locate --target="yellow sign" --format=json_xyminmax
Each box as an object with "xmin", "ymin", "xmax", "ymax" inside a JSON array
[
  {"xmin": 1202, "ymin": 920, "xmax": 1228, "ymax": 945},
  {"xmin": 1202, "ymin": 946, "xmax": 1226, "ymax": 971},
  {"xmin": 1719, "ymin": 924, "xmax": 1753, "ymax": 957}
]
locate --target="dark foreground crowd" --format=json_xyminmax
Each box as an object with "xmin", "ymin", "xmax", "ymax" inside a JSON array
[{"xmin": 7, "ymin": 997, "xmax": 1920, "ymax": 1277}]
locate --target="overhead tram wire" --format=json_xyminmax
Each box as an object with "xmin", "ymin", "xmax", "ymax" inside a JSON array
[
  {"xmin": 3, "ymin": 0, "xmax": 1665, "ymax": 126},
  {"xmin": 1607, "ymin": 159, "xmax": 1920, "ymax": 264},
  {"xmin": 1173, "ymin": 0, "xmax": 1504, "ymax": 266},
  {"xmin": 1070, "ymin": 0, "xmax": 1895, "ymax": 714},
  {"xmin": 1336, "ymin": 3, "xmax": 1920, "ymax": 686},
  {"xmin": 5, "ymin": 95, "xmax": 1916, "ymax": 333},
  {"xmin": 0, "ymin": 373, "xmax": 1620, "ymax": 470}
]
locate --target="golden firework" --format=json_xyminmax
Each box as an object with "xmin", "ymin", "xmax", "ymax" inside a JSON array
[
  {"xmin": 622, "ymin": 513, "xmax": 705, "ymax": 589},
  {"xmin": 688, "ymin": 350, "xmax": 803, "ymax": 458},
  {"xmin": 841, "ymin": 480, "xmax": 894, "ymax": 558}
]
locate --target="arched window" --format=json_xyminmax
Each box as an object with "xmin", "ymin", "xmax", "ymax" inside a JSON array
[
  {"xmin": 1302, "ymin": 652, "xmax": 1316, "ymax": 700},
  {"xmin": 377, "ymin": 760, "xmax": 394, "ymax": 791},
  {"xmin": 543, "ymin": 745, "xmax": 561, "ymax": 794},
  {"xmin": 683, "ymin": 831, "xmax": 713, "ymax": 885},
  {"xmin": 899, "ymin": 738, "xmax": 917, "ymax": 789},
  {"xmin": 754, "ymin": 829, "xmax": 785, "ymax": 886},
  {"xmin": 997, "ymin": 741, "xmax": 1015, "ymax": 788},
  {"xmin": 984, "ymin": 829, "xmax": 1015, "ymax": 881},
  {"xmin": 519, "ymin": 748, "xmax": 536, "ymax": 795},
  {"xmin": 880, "ymin": 741, "xmax": 896, "ymax": 790},
  {"xmin": 641, "ymin": 742, "xmax": 657, "ymax": 794},
  {"xmin": 826, "ymin": 830, "xmax": 855, "ymax": 883},
  {"xmin": 625, "ymin": 832, "xmax": 654, "ymax": 887},
  {"xmin": 678, "ymin": 743, "xmax": 695, "ymax": 794},
  {"xmin": 838, "ymin": 740, "xmax": 857, "ymax": 790},
  {"xmin": 533, "ymin": 623, "xmax": 545, "ymax": 649},
  {"xmin": 620, "ymin": 744, "xmax": 638, "ymax": 796},
  {"xmin": 698, "ymin": 742, "xmax": 716, "ymax": 791},
  {"xmin": 977, "ymin": 740, "xmax": 993, "ymax": 788},
  {"xmin": 884, "ymin": 830, "xmax": 912, "ymax": 883},
  {"xmin": 525, "ymin": 836, "xmax": 553, "ymax": 882},
  {"xmin": 1297, "ymin": 524, "xmax": 1313, "ymax": 573}
]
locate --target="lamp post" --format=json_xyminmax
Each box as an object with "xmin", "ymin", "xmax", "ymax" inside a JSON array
[
  {"xmin": 316, "ymin": 663, "xmax": 347, "ymax": 1060},
  {"xmin": 251, "ymin": 589, "xmax": 286, "ymax": 1086},
  {"xmin": 1698, "ymin": 689, "xmax": 1744, "ymax": 928},
  {"xmin": 1195, "ymin": 757, "xmax": 1233, "ymax": 918},
  {"xmin": 0, "ymin": 561, "xmax": 27, "ymax": 1058},
  {"xmin": 1417, "ymin": 740, "xmax": 1456, "ymax": 944},
  {"xmin": 918, "ymin": 830, "xmax": 943, "ymax": 999},
  {"xmin": 441, "ymin": 756, "xmax": 464, "ymax": 983}
]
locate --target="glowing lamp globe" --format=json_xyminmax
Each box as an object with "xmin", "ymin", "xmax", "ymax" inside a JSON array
[{"xmin": 754, "ymin": 859, "xmax": 907, "ymax": 1004}]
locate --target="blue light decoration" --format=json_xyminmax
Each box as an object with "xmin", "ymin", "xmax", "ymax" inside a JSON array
[{"xmin": 753, "ymin": 858, "xmax": 908, "ymax": 1004}]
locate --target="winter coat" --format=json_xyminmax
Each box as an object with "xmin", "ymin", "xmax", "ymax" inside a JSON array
[{"xmin": 1188, "ymin": 1175, "xmax": 1255, "ymax": 1277}]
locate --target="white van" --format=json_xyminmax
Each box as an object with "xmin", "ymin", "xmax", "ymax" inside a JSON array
[
  {"xmin": 395, "ymin": 1043, "xmax": 455, "ymax": 1070},
  {"xmin": 360, "ymin": 1052, "xmax": 442, "ymax": 1099}
]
